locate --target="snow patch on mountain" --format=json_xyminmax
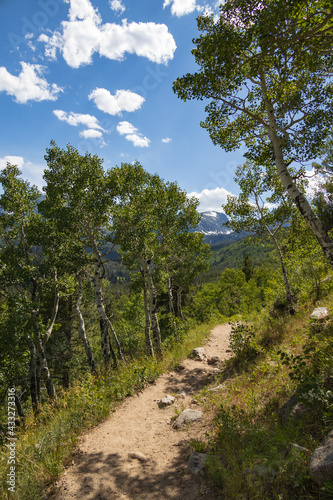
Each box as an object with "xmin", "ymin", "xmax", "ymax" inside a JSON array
[{"xmin": 197, "ymin": 211, "xmax": 229, "ymax": 235}]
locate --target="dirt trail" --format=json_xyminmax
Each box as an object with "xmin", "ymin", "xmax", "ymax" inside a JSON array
[{"xmin": 51, "ymin": 324, "xmax": 232, "ymax": 500}]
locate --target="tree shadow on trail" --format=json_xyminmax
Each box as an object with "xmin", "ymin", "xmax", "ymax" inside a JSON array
[
  {"xmin": 163, "ymin": 366, "xmax": 219, "ymax": 395},
  {"xmin": 54, "ymin": 440, "xmax": 220, "ymax": 500}
]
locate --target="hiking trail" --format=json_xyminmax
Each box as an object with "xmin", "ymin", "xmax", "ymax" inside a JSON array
[{"xmin": 51, "ymin": 323, "xmax": 232, "ymax": 499}]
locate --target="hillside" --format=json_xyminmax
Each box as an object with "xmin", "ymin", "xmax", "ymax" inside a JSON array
[{"xmin": 198, "ymin": 237, "xmax": 276, "ymax": 283}]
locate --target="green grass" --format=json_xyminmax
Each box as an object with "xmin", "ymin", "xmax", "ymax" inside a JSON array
[
  {"xmin": 0, "ymin": 320, "xmax": 215, "ymax": 500},
  {"xmin": 198, "ymin": 296, "xmax": 333, "ymax": 499}
]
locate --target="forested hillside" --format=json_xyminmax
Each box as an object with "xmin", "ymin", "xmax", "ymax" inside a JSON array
[{"xmin": 200, "ymin": 237, "xmax": 276, "ymax": 283}]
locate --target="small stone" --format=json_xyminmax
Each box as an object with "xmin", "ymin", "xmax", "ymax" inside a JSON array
[
  {"xmin": 188, "ymin": 452, "xmax": 207, "ymax": 474},
  {"xmin": 207, "ymin": 356, "xmax": 221, "ymax": 365},
  {"xmin": 279, "ymin": 392, "xmax": 311, "ymax": 425},
  {"xmin": 310, "ymin": 430, "xmax": 333, "ymax": 486},
  {"xmin": 207, "ymin": 384, "xmax": 225, "ymax": 392},
  {"xmin": 291, "ymin": 443, "xmax": 310, "ymax": 453},
  {"xmin": 310, "ymin": 307, "xmax": 329, "ymax": 320},
  {"xmin": 226, "ymin": 349, "xmax": 232, "ymax": 353},
  {"xmin": 173, "ymin": 409, "xmax": 203, "ymax": 429},
  {"xmin": 176, "ymin": 391, "xmax": 187, "ymax": 399},
  {"xmin": 128, "ymin": 451, "xmax": 148, "ymax": 462},
  {"xmin": 190, "ymin": 348, "xmax": 206, "ymax": 361},
  {"xmin": 158, "ymin": 395, "xmax": 175, "ymax": 408}
]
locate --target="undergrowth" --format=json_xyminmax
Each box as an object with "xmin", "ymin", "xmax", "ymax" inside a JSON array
[{"xmin": 200, "ymin": 295, "xmax": 333, "ymax": 499}]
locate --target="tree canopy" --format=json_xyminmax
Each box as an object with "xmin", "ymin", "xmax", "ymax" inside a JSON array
[{"xmin": 173, "ymin": 0, "xmax": 333, "ymax": 266}]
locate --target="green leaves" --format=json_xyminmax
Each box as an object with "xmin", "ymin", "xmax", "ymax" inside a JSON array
[
  {"xmin": 41, "ymin": 143, "xmax": 114, "ymax": 242},
  {"xmin": 174, "ymin": 0, "xmax": 333, "ymax": 165},
  {"xmin": 110, "ymin": 162, "xmax": 201, "ymax": 265},
  {"xmin": 222, "ymin": 160, "xmax": 294, "ymax": 238}
]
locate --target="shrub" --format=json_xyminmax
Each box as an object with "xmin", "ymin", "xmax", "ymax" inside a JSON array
[{"xmin": 229, "ymin": 323, "xmax": 261, "ymax": 359}]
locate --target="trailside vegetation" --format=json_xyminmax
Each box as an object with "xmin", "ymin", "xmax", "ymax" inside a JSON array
[{"xmin": 222, "ymin": 160, "xmax": 297, "ymax": 313}]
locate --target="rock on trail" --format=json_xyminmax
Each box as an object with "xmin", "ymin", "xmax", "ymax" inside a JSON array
[
  {"xmin": 50, "ymin": 324, "xmax": 232, "ymax": 500},
  {"xmin": 158, "ymin": 395, "xmax": 175, "ymax": 408},
  {"xmin": 173, "ymin": 409, "xmax": 203, "ymax": 429}
]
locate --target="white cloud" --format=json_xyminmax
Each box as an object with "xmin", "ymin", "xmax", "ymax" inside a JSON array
[
  {"xmin": 98, "ymin": 21, "xmax": 176, "ymax": 66},
  {"xmin": 61, "ymin": 19, "xmax": 101, "ymax": 68},
  {"xmin": 162, "ymin": 137, "xmax": 172, "ymax": 143},
  {"xmin": 38, "ymin": 32, "xmax": 63, "ymax": 60},
  {"xmin": 39, "ymin": 0, "xmax": 176, "ymax": 68},
  {"xmin": 53, "ymin": 109, "xmax": 106, "ymax": 144},
  {"xmin": 79, "ymin": 128, "xmax": 103, "ymax": 139},
  {"xmin": 66, "ymin": 0, "xmax": 102, "ymax": 23},
  {"xmin": 305, "ymin": 168, "xmax": 324, "ymax": 199},
  {"xmin": 27, "ymin": 40, "xmax": 37, "ymax": 52},
  {"xmin": 163, "ymin": 0, "xmax": 197, "ymax": 16},
  {"xmin": 109, "ymin": 0, "xmax": 125, "ymax": 14},
  {"xmin": 188, "ymin": 186, "xmax": 234, "ymax": 212},
  {"xmin": 53, "ymin": 109, "xmax": 104, "ymax": 130},
  {"xmin": 0, "ymin": 156, "xmax": 45, "ymax": 189},
  {"xmin": 116, "ymin": 121, "xmax": 137, "ymax": 135},
  {"xmin": 89, "ymin": 88, "xmax": 144, "ymax": 116},
  {"xmin": 125, "ymin": 134, "xmax": 150, "ymax": 148},
  {"xmin": 0, "ymin": 156, "xmax": 25, "ymax": 170},
  {"xmin": 0, "ymin": 62, "xmax": 62, "ymax": 104},
  {"xmin": 197, "ymin": 3, "xmax": 214, "ymax": 16},
  {"xmin": 117, "ymin": 121, "xmax": 150, "ymax": 148},
  {"xmin": 163, "ymin": 0, "xmax": 218, "ymax": 18}
]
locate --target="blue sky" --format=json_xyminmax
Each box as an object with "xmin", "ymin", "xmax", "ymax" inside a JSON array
[{"xmin": 0, "ymin": 0, "xmax": 248, "ymax": 211}]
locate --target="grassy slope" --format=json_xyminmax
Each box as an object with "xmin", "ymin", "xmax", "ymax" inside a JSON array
[{"xmin": 191, "ymin": 295, "xmax": 333, "ymax": 499}]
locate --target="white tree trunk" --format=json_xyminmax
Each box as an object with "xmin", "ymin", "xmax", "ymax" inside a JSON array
[
  {"xmin": 273, "ymin": 140, "xmax": 333, "ymax": 267},
  {"xmin": 36, "ymin": 331, "xmax": 57, "ymax": 400},
  {"xmin": 93, "ymin": 259, "xmax": 118, "ymax": 366},
  {"xmin": 27, "ymin": 338, "xmax": 40, "ymax": 411},
  {"xmin": 261, "ymin": 74, "xmax": 333, "ymax": 267},
  {"xmin": 140, "ymin": 258, "xmax": 161, "ymax": 354},
  {"xmin": 270, "ymin": 232, "xmax": 294, "ymax": 313},
  {"xmin": 167, "ymin": 276, "xmax": 177, "ymax": 337},
  {"xmin": 176, "ymin": 287, "xmax": 184, "ymax": 321},
  {"xmin": 141, "ymin": 270, "xmax": 154, "ymax": 357},
  {"xmin": 167, "ymin": 277, "xmax": 176, "ymax": 317},
  {"xmin": 76, "ymin": 277, "xmax": 96, "ymax": 372}
]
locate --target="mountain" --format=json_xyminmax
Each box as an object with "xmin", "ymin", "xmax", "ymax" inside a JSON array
[
  {"xmin": 197, "ymin": 211, "xmax": 229, "ymax": 234},
  {"xmin": 196, "ymin": 211, "xmax": 245, "ymax": 246}
]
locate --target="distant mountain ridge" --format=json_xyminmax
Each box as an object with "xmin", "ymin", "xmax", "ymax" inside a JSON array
[
  {"xmin": 197, "ymin": 211, "xmax": 229, "ymax": 234},
  {"xmin": 196, "ymin": 211, "xmax": 245, "ymax": 246}
]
